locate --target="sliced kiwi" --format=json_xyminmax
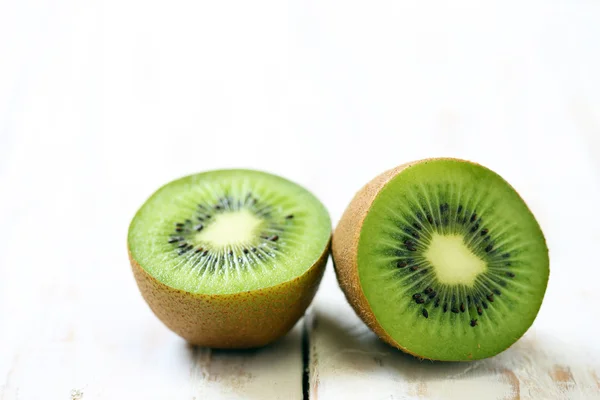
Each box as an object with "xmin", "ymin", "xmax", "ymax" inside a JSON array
[
  {"xmin": 128, "ymin": 169, "xmax": 331, "ymax": 348},
  {"xmin": 333, "ymin": 158, "xmax": 549, "ymax": 361}
]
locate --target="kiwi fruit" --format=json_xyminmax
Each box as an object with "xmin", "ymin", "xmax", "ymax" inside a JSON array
[
  {"xmin": 332, "ymin": 158, "xmax": 549, "ymax": 361},
  {"xmin": 128, "ymin": 169, "xmax": 331, "ymax": 348}
]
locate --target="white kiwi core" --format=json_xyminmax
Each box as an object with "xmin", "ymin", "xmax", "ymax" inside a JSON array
[
  {"xmin": 195, "ymin": 209, "xmax": 265, "ymax": 248},
  {"xmin": 424, "ymin": 233, "xmax": 487, "ymax": 286}
]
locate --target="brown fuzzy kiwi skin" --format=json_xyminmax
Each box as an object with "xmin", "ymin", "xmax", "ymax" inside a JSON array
[
  {"xmin": 129, "ymin": 240, "xmax": 329, "ymax": 349},
  {"xmin": 332, "ymin": 158, "xmax": 487, "ymax": 360}
]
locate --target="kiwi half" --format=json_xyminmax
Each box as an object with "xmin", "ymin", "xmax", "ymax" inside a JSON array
[
  {"xmin": 128, "ymin": 169, "xmax": 331, "ymax": 348},
  {"xmin": 333, "ymin": 158, "xmax": 549, "ymax": 361}
]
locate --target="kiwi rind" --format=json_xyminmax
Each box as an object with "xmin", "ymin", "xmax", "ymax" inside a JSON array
[
  {"xmin": 332, "ymin": 158, "xmax": 549, "ymax": 361},
  {"xmin": 333, "ymin": 161, "xmax": 414, "ymax": 354},
  {"xmin": 130, "ymin": 243, "xmax": 328, "ymax": 348}
]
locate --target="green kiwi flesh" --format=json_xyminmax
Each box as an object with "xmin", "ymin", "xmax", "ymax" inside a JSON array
[
  {"xmin": 356, "ymin": 159, "xmax": 548, "ymax": 360},
  {"xmin": 129, "ymin": 169, "xmax": 331, "ymax": 295}
]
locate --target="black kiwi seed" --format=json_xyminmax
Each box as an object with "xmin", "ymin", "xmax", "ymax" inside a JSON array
[
  {"xmin": 194, "ymin": 224, "xmax": 204, "ymax": 231},
  {"xmin": 477, "ymin": 307, "xmax": 483, "ymax": 315},
  {"xmin": 480, "ymin": 228, "xmax": 489, "ymax": 236},
  {"xmin": 416, "ymin": 297, "xmax": 425, "ymax": 304},
  {"xmin": 251, "ymin": 247, "xmax": 257, "ymax": 252},
  {"xmin": 422, "ymin": 309, "xmax": 429, "ymax": 318},
  {"xmin": 470, "ymin": 319, "xmax": 478, "ymax": 327},
  {"xmin": 410, "ymin": 265, "xmax": 419, "ymax": 271},
  {"xmin": 427, "ymin": 215, "xmax": 434, "ymax": 224},
  {"xmin": 470, "ymin": 224, "xmax": 480, "ymax": 233},
  {"xmin": 443, "ymin": 304, "xmax": 448, "ymax": 312},
  {"xmin": 493, "ymin": 289, "xmax": 501, "ymax": 295},
  {"xmin": 195, "ymin": 247, "xmax": 203, "ymax": 253},
  {"xmin": 397, "ymin": 261, "xmax": 408, "ymax": 268},
  {"xmin": 506, "ymin": 271, "xmax": 515, "ymax": 278},
  {"xmin": 168, "ymin": 237, "xmax": 182, "ymax": 243},
  {"xmin": 286, "ymin": 214, "xmax": 294, "ymax": 219},
  {"xmin": 243, "ymin": 249, "xmax": 249, "ymax": 254},
  {"xmin": 470, "ymin": 213, "xmax": 477, "ymax": 222},
  {"xmin": 451, "ymin": 306, "xmax": 459, "ymax": 314},
  {"xmin": 486, "ymin": 294, "xmax": 494, "ymax": 302},
  {"xmin": 424, "ymin": 287, "xmax": 433, "ymax": 294},
  {"xmin": 460, "ymin": 303, "xmax": 466, "ymax": 313},
  {"xmin": 269, "ymin": 235, "xmax": 279, "ymax": 242},
  {"xmin": 186, "ymin": 244, "xmax": 193, "ymax": 250},
  {"xmin": 202, "ymin": 250, "xmax": 209, "ymax": 256},
  {"xmin": 178, "ymin": 242, "xmax": 187, "ymax": 248},
  {"xmin": 413, "ymin": 222, "xmax": 422, "ymax": 231},
  {"xmin": 175, "ymin": 222, "xmax": 184, "ymax": 227},
  {"xmin": 482, "ymin": 301, "xmax": 488, "ymax": 309},
  {"xmin": 485, "ymin": 244, "xmax": 494, "ymax": 253},
  {"xmin": 434, "ymin": 299, "xmax": 440, "ymax": 307},
  {"xmin": 215, "ymin": 204, "xmax": 222, "ymax": 210},
  {"xmin": 175, "ymin": 227, "xmax": 184, "ymax": 232},
  {"xmin": 177, "ymin": 249, "xmax": 187, "ymax": 255},
  {"xmin": 228, "ymin": 250, "xmax": 233, "ymax": 256},
  {"xmin": 412, "ymin": 293, "xmax": 422, "ymax": 300},
  {"xmin": 428, "ymin": 291, "xmax": 437, "ymax": 299}
]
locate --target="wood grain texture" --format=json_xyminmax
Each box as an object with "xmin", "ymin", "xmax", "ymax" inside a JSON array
[{"xmin": 1, "ymin": 0, "xmax": 600, "ymax": 399}]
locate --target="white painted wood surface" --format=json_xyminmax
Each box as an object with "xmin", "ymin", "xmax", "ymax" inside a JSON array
[{"xmin": 1, "ymin": 1, "xmax": 599, "ymax": 399}]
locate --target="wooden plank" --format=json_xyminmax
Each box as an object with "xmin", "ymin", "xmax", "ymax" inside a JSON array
[
  {"xmin": 304, "ymin": 2, "xmax": 600, "ymax": 399},
  {"xmin": 0, "ymin": 2, "xmax": 305, "ymax": 398},
  {"xmin": 0, "ymin": 112, "xmax": 305, "ymax": 400}
]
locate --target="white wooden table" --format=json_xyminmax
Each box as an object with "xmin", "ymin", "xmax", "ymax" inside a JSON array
[{"xmin": 1, "ymin": 1, "xmax": 600, "ymax": 399}]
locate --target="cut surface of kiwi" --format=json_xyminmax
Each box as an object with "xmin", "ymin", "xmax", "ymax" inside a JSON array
[
  {"xmin": 333, "ymin": 158, "xmax": 549, "ymax": 361},
  {"xmin": 128, "ymin": 169, "xmax": 331, "ymax": 348}
]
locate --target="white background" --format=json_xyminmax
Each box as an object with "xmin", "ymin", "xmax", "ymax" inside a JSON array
[{"xmin": 1, "ymin": 0, "xmax": 600, "ymax": 399}]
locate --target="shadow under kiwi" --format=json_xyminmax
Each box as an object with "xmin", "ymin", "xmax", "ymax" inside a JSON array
[
  {"xmin": 183, "ymin": 322, "xmax": 304, "ymax": 399},
  {"xmin": 308, "ymin": 307, "xmax": 547, "ymax": 383}
]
